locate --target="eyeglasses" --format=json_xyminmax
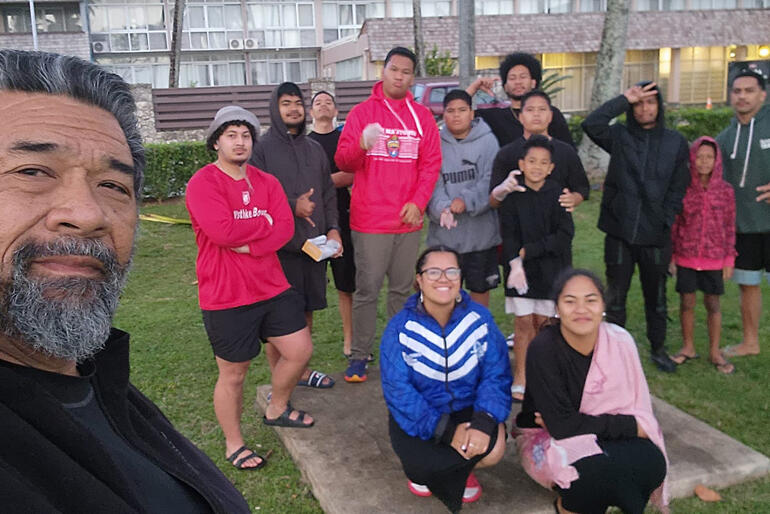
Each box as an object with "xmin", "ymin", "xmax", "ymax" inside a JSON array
[{"xmin": 419, "ymin": 267, "xmax": 461, "ymax": 281}]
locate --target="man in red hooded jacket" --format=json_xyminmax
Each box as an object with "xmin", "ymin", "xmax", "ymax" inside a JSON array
[{"xmin": 335, "ymin": 46, "xmax": 441, "ymax": 382}]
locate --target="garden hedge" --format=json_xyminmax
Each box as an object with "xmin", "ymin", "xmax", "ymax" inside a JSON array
[
  {"xmin": 566, "ymin": 106, "xmax": 734, "ymax": 147},
  {"xmin": 143, "ymin": 141, "xmax": 214, "ymax": 201}
]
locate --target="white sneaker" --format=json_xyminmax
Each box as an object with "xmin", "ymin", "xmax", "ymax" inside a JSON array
[{"xmin": 506, "ymin": 332, "xmax": 515, "ymax": 349}]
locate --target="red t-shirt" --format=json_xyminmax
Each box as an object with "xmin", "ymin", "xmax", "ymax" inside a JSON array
[{"xmin": 186, "ymin": 163, "xmax": 294, "ymax": 310}]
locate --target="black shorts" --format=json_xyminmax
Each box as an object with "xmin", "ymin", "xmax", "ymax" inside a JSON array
[
  {"xmin": 459, "ymin": 247, "xmax": 500, "ymax": 293},
  {"xmin": 278, "ymin": 251, "xmax": 328, "ymax": 311},
  {"xmin": 735, "ymin": 232, "xmax": 770, "ymax": 272},
  {"xmin": 675, "ymin": 266, "xmax": 724, "ymax": 295},
  {"xmin": 202, "ymin": 289, "xmax": 306, "ymax": 362},
  {"xmin": 330, "ymin": 223, "xmax": 356, "ymax": 293}
]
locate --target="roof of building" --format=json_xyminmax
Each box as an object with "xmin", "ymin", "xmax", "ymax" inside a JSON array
[{"xmin": 362, "ymin": 9, "xmax": 770, "ymax": 61}]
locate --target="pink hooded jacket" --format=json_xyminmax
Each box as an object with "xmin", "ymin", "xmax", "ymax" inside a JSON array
[{"xmin": 671, "ymin": 136, "xmax": 737, "ymax": 270}]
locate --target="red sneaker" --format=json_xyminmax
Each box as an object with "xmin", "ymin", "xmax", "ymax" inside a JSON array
[
  {"xmin": 407, "ymin": 480, "xmax": 432, "ymax": 497},
  {"xmin": 462, "ymin": 472, "xmax": 482, "ymax": 503}
]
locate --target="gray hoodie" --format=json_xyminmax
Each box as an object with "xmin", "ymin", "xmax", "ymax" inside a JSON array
[
  {"xmin": 250, "ymin": 87, "xmax": 338, "ymax": 253},
  {"xmin": 426, "ymin": 118, "xmax": 501, "ymax": 253}
]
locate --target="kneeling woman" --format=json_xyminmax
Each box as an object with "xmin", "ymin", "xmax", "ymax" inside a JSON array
[
  {"xmin": 381, "ymin": 246, "xmax": 512, "ymax": 513},
  {"xmin": 515, "ymin": 269, "xmax": 668, "ymax": 514}
]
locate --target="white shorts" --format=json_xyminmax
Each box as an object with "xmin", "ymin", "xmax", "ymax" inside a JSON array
[{"xmin": 505, "ymin": 297, "xmax": 556, "ymax": 317}]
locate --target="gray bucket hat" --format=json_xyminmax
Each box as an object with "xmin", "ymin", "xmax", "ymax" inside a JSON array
[{"xmin": 205, "ymin": 105, "xmax": 260, "ymax": 141}]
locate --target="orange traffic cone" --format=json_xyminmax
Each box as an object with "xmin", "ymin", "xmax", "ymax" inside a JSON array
[{"xmin": 706, "ymin": 97, "xmax": 713, "ymax": 110}]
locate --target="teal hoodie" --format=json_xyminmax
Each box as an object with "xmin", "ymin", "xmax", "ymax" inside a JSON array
[{"xmin": 716, "ymin": 104, "xmax": 770, "ymax": 233}]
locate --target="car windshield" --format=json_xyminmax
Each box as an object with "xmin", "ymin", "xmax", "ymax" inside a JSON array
[{"xmin": 412, "ymin": 83, "xmax": 426, "ymax": 102}]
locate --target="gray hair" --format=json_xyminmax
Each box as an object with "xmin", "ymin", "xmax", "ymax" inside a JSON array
[{"xmin": 0, "ymin": 49, "xmax": 145, "ymax": 198}]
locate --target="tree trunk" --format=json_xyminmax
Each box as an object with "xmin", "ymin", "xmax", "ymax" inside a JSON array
[
  {"xmin": 412, "ymin": 0, "xmax": 426, "ymax": 77},
  {"xmin": 578, "ymin": 0, "xmax": 629, "ymax": 182},
  {"xmin": 458, "ymin": 0, "xmax": 475, "ymax": 88},
  {"xmin": 168, "ymin": 0, "xmax": 185, "ymax": 88}
]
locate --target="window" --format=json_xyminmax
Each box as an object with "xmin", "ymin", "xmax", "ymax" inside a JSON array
[
  {"xmin": 247, "ymin": 1, "xmax": 315, "ymax": 48},
  {"xmin": 251, "ymin": 51, "xmax": 317, "ymax": 84},
  {"xmin": 390, "ymin": 0, "xmax": 412, "ymax": 17},
  {"xmin": 634, "ymin": 0, "xmax": 685, "ymax": 10},
  {"xmin": 322, "ymin": 0, "xmax": 384, "ymax": 43},
  {"xmin": 90, "ymin": 0, "xmax": 167, "ymax": 52},
  {"xmin": 1, "ymin": 3, "xmax": 81, "ymax": 33},
  {"xmin": 179, "ymin": 54, "xmax": 246, "ymax": 86},
  {"xmin": 474, "ymin": 0, "xmax": 513, "ymax": 15},
  {"xmin": 336, "ymin": 55, "xmax": 362, "ymax": 80},
  {"xmin": 689, "ymin": 0, "xmax": 736, "ymax": 8},
  {"xmin": 579, "ymin": 0, "xmax": 606, "ymax": 11},
  {"xmin": 519, "ymin": 0, "xmax": 570, "ymax": 13},
  {"xmin": 421, "ymin": 0, "xmax": 451, "ymax": 16},
  {"xmin": 541, "ymin": 52, "xmax": 594, "ymax": 112},
  {"xmin": 182, "ymin": 1, "xmax": 243, "ymax": 50},
  {"xmin": 97, "ymin": 55, "xmax": 170, "ymax": 88},
  {"xmin": 678, "ymin": 46, "xmax": 728, "ymax": 104}
]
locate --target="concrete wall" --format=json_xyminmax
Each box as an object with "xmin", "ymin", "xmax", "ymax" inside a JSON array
[
  {"xmin": 0, "ymin": 32, "xmax": 90, "ymax": 61},
  {"xmin": 131, "ymin": 84, "xmax": 206, "ymax": 144}
]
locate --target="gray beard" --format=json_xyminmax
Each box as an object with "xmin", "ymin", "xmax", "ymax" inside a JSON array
[{"xmin": 0, "ymin": 237, "xmax": 130, "ymax": 362}]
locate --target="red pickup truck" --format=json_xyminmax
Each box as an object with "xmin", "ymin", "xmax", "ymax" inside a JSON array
[{"xmin": 412, "ymin": 81, "xmax": 509, "ymax": 118}]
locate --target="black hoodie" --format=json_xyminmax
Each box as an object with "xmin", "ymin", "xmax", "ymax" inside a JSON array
[
  {"xmin": 582, "ymin": 87, "xmax": 689, "ymax": 247},
  {"xmin": 250, "ymin": 88, "xmax": 338, "ymax": 253}
]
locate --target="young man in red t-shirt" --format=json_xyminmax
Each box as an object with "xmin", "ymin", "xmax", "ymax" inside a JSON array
[{"xmin": 186, "ymin": 106, "xmax": 316, "ymax": 471}]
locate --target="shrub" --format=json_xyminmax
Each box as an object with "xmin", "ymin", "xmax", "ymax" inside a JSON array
[
  {"xmin": 664, "ymin": 106, "xmax": 734, "ymax": 142},
  {"xmin": 143, "ymin": 141, "xmax": 214, "ymax": 201},
  {"xmin": 566, "ymin": 106, "xmax": 734, "ymax": 148}
]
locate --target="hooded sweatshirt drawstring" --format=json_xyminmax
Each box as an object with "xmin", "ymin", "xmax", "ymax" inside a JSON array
[
  {"xmin": 383, "ymin": 96, "xmax": 423, "ymax": 138},
  {"xmin": 729, "ymin": 117, "xmax": 755, "ymax": 188}
]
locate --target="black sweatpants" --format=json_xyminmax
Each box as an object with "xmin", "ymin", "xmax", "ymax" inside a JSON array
[
  {"xmin": 389, "ymin": 410, "xmax": 497, "ymax": 513},
  {"xmin": 557, "ymin": 438, "xmax": 667, "ymax": 514},
  {"xmin": 604, "ymin": 235, "xmax": 671, "ymax": 353}
]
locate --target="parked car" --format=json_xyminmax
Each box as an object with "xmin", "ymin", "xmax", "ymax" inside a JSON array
[{"xmin": 412, "ymin": 80, "xmax": 509, "ymax": 118}]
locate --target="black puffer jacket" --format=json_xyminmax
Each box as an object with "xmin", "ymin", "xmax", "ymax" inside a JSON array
[
  {"xmin": 250, "ymin": 87, "xmax": 338, "ymax": 253},
  {"xmin": 582, "ymin": 89, "xmax": 689, "ymax": 247}
]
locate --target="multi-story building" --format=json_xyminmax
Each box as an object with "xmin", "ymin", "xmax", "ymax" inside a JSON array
[{"xmin": 1, "ymin": 0, "xmax": 768, "ymax": 111}]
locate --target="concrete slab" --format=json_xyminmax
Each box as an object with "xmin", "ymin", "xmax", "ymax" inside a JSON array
[{"xmin": 256, "ymin": 369, "xmax": 770, "ymax": 513}]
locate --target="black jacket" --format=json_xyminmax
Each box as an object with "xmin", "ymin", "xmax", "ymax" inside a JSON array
[
  {"xmin": 491, "ymin": 136, "xmax": 590, "ymax": 201},
  {"xmin": 250, "ymin": 88, "xmax": 338, "ymax": 253},
  {"xmin": 0, "ymin": 329, "xmax": 250, "ymax": 514},
  {"xmin": 582, "ymin": 94, "xmax": 689, "ymax": 247},
  {"xmin": 499, "ymin": 180, "xmax": 574, "ymax": 299},
  {"xmin": 476, "ymin": 105, "xmax": 574, "ymax": 148}
]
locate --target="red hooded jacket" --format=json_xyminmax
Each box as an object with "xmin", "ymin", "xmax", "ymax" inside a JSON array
[
  {"xmin": 335, "ymin": 81, "xmax": 441, "ymax": 234},
  {"xmin": 671, "ymin": 136, "xmax": 737, "ymax": 270}
]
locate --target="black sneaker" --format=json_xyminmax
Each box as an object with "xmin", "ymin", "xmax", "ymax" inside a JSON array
[{"xmin": 650, "ymin": 349, "xmax": 677, "ymax": 373}]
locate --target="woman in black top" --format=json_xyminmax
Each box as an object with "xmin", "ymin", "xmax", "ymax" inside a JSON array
[{"xmin": 515, "ymin": 269, "xmax": 667, "ymax": 514}]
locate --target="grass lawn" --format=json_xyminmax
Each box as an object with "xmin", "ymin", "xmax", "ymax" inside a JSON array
[{"xmin": 118, "ymin": 193, "xmax": 769, "ymax": 513}]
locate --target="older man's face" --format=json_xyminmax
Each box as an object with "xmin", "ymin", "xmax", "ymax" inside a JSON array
[{"xmin": 0, "ymin": 91, "xmax": 137, "ymax": 359}]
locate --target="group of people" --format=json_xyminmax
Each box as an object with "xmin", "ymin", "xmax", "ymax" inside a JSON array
[{"xmin": 1, "ymin": 44, "xmax": 768, "ymax": 514}]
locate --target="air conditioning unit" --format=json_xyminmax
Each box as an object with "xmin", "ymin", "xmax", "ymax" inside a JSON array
[
  {"xmin": 243, "ymin": 38, "xmax": 258, "ymax": 50},
  {"xmin": 92, "ymin": 41, "xmax": 108, "ymax": 53},
  {"xmin": 228, "ymin": 38, "xmax": 243, "ymax": 50}
]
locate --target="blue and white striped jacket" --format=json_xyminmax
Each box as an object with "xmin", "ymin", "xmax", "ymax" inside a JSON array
[{"xmin": 381, "ymin": 291, "xmax": 513, "ymax": 441}]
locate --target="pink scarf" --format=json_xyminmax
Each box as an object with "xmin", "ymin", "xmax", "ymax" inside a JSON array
[{"xmin": 516, "ymin": 322, "xmax": 670, "ymax": 511}]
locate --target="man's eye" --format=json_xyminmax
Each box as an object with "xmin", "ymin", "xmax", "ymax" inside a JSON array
[
  {"xmin": 100, "ymin": 181, "xmax": 131, "ymax": 196},
  {"xmin": 16, "ymin": 167, "xmax": 51, "ymax": 177}
]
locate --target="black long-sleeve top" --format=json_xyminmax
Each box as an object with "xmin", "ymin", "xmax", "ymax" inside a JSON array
[
  {"xmin": 515, "ymin": 324, "xmax": 638, "ymax": 441},
  {"xmin": 499, "ymin": 180, "xmax": 574, "ymax": 299},
  {"xmin": 490, "ymin": 136, "xmax": 590, "ymax": 202},
  {"xmin": 476, "ymin": 105, "xmax": 575, "ymax": 148}
]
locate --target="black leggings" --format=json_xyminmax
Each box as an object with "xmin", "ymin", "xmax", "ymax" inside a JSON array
[
  {"xmin": 389, "ymin": 411, "xmax": 498, "ymax": 513},
  {"xmin": 556, "ymin": 437, "xmax": 667, "ymax": 514}
]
